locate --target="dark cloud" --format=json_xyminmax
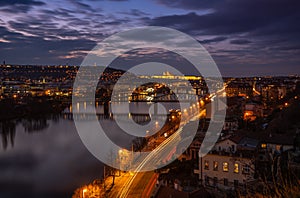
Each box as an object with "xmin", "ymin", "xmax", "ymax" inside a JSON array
[
  {"xmin": 86, "ymin": 0, "xmax": 129, "ymax": 1},
  {"xmin": 0, "ymin": 0, "xmax": 45, "ymax": 13},
  {"xmin": 272, "ymin": 45, "xmax": 300, "ymax": 51},
  {"xmin": 156, "ymin": 0, "xmax": 219, "ymax": 10},
  {"xmin": 230, "ymin": 39, "xmax": 252, "ymax": 45},
  {"xmin": 148, "ymin": 0, "xmax": 300, "ymax": 76},
  {"xmin": 200, "ymin": 36, "xmax": 227, "ymax": 44},
  {"xmin": 119, "ymin": 9, "xmax": 149, "ymax": 17},
  {"xmin": 100, "ymin": 18, "xmax": 131, "ymax": 26},
  {"xmin": 0, "ymin": 0, "xmax": 45, "ymax": 6},
  {"xmin": 0, "ymin": 0, "xmax": 298, "ymax": 76},
  {"xmin": 150, "ymin": 0, "xmax": 300, "ymax": 35},
  {"xmin": 0, "ymin": 25, "xmax": 97, "ymax": 65},
  {"xmin": 68, "ymin": 0, "xmax": 96, "ymax": 12},
  {"xmin": 41, "ymin": 9, "xmax": 75, "ymax": 18}
]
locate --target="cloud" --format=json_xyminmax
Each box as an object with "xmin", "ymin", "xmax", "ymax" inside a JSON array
[
  {"xmin": 0, "ymin": 0, "xmax": 298, "ymax": 76},
  {"xmin": 155, "ymin": 0, "xmax": 219, "ymax": 10},
  {"xmin": 230, "ymin": 39, "xmax": 252, "ymax": 45},
  {"xmin": 150, "ymin": 0, "xmax": 300, "ymax": 36},
  {"xmin": 0, "ymin": 0, "xmax": 45, "ymax": 6},
  {"xmin": 147, "ymin": 0, "xmax": 300, "ymax": 76},
  {"xmin": 272, "ymin": 45, "xmax": 300, "ymax": 51},
  {"xmin": 69, "ymin": 0, "xmax": 96, "ymax": 12},
  {"xmin": 0, "ymin": 25, "xmax": 97, "ymax": 65},
  {"xmin": 119, "ymin": 9, "xmax": 149, "ymax": 17},
  {"xmin": 0, "ymin": 0, "xmax": 45, "ymax": 13},
  {"xmin": 200, "ymin": 36, "xmax": 227, "ymax": 44}
]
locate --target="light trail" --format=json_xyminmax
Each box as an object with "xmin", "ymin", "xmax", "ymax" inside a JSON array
[{"xmin": 117, "ymin": 108, "xmax": 205, "ymax": 198}]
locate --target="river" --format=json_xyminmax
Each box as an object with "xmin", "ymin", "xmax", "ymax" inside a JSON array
[{"xmin": 0, "ymin": 101, "xmax": 181, "ymax": 198}]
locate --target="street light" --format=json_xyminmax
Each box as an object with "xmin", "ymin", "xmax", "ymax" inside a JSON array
[
  {"xmin": 118, "ymin": 149, "xmax": 123, "ymax": 172},
  {"xmin": 82, "ymin": 188, "xmax": 88, "ymax": 198}
]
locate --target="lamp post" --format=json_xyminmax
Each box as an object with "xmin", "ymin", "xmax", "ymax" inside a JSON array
[
  {"xmin": 82, "ymin": 188, "xmax": 88, "ymax": 198},
  {"xmin": 200, "ymin": 154, "xmax": 203, "ymax": 186},
  {"xmin": 119, "ymin": 149, "xmax": 123, "ymax": 172}
]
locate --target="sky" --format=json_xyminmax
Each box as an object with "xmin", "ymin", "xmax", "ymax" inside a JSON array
[{"xmin": 0, "ymin": 0, "xmax": 299, "ymax": 76}]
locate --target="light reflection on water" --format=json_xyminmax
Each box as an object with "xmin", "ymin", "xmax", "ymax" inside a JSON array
[
  {"xmin": 0, "ymin": 116, "xmax": 104, "ymax": 198},
  {"xmin": 0, "ymin": 102, "xmax": 179, "ymax": 198}
]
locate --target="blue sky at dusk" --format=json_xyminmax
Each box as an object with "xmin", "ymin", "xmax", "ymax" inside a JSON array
[{"xmin": 0, "ymin": 0, "xmax": 299, "ymax": 76}]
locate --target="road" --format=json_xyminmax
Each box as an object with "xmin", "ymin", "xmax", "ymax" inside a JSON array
[
  {"xmin": 116, "ymin": 107, "xmax": 206, "ymax": 198},
  {"xmin": 125, "ymin": 171, "xmax": 157, "ymax": 198},
  {"xmin": 107, "ymin": 171, "xmax": 157, "ymax": 198}
]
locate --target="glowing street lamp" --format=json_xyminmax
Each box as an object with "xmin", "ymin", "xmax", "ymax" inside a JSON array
[{"xmin": 82, "ymin": 188, "xmax": 88, "ymax": 198}]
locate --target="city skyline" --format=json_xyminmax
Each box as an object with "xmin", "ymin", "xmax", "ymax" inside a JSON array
[
  {"xmin": 1, "ymin": 2, "xmax": 300, "ymax": 196},
  {"xmin": 0, "ymin": 0, "xmax": 299, "ymax": 75}
]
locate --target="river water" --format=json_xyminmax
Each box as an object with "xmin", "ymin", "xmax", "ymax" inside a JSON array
[{"xmin": 0, "ymin": 102, "xmax": 181, "ymax": 198}]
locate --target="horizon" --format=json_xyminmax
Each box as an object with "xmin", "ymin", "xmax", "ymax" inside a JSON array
[{"xmin": 0, "ymin": 63, "xmax": 299, "ymax": 78}]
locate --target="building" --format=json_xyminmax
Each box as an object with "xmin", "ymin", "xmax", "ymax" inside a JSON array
[
  {"xmin": 243, "ymin": 102, "xmax": 264, "ymax": 121},
  {"xmin": 260, "ymin": 133, "xmax": 294, "ymax": 154},
  {"xmin": 223, "ymin": 118, "xmax": 239, "ymax": 132},
  {"xmin": 178, "ymin": 137, "xmax": 202, "ymax": 161},
  {"xmin": 199, "ymin": 136, "xmax": 257, "ymax": 190},
  {"xmin": 225, "ymin": 82, "xmax": 253, "ymax": 97}
]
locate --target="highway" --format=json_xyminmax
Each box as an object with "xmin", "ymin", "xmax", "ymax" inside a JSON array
[{"xmin": 116, "ymin": 107, "xmax": 206, "ymax": 198}]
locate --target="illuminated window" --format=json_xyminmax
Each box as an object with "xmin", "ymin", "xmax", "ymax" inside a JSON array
[
  {"xmin": 242, "ymin": 165, "xmax": 250, "ymax": 174},
  {"xmin": 234, "ymin": 163, "xmax": 239, "ymax": 173},
  {"xmin": 223, "ymin": 162, "xmax": 229, "ymax": 172},
  {"xmin": 261, "ymin": 143, "xmax": 267, "ymax": 149},
  {"xmin": 204, "ymin": 160, "xmax": 209, "ymax": 170},
  {"xmin": 213, "ymin": 161, "xmax": 218, "ymax": 171}
]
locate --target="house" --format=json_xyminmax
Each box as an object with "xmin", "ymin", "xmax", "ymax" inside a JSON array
[
  {"xmin": 223, "ymin": 118, "xmax": 239, "ymax": 131},
  {"xmin": 243, "ymin": 102, "xmax": 264, "ymax": 121},
  {"xmin": 225, "ymin": 82, "xmax": 253, "ymax": 97},
  {"xmin": 178, "ymin": 138, "xmax": 202, "ymax": 161},
  {"xmin": 260, "ymin": 133, "xmax": 294, "ymax": 154},
  {"xmin": 212, "ymin": 136, "xmax": 241, "ymax": 153},
  {"xmin": 199, "ymin": 136, "xmax": 257, "ymax": 190},
  {"xmin": 200, "ymin": 153, "xmax": 255, "ymax": 190}
]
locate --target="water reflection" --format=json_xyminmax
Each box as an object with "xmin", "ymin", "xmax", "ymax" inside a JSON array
[
  {"xmin": 0, "ymin": 102, "xmax": 177, "ymax": 197},
  {"xmin": 22, "ymin": 118, "xmax": 49, "ymax": 133},
  {"xmin": 0, "ymin": 120, "xmax": 16, "ymax": 150},
  {"xmin": 0, "ymin": 113, "xmax": 104, "ymax": 198}
]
